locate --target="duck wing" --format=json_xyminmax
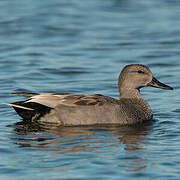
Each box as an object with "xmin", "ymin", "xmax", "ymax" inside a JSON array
[
  {"xmin": 4, "ymin": 93, "xmax": 118, "ymax": 122},
  {"xmin": 26, "ymin": 93, "xmax": 118, "ymax": 108},
  {"xmin": 10, "ymin": 92, "xmax": 39, "ymax": 98}
]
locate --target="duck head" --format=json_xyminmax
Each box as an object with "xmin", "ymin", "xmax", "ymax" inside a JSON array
[{"xmin": 118, "ymin": 64, "xmax": 173, "ymax": 91}]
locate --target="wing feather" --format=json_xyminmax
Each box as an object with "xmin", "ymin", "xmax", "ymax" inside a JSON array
[{"xmin": 6, "ymin": 93, "xmax": 118, "ymax": 109}]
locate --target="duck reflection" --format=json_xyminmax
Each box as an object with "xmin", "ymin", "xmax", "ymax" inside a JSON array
[
  {"xmin": 11, "ymin": 121, "xmax": 154, "ymax": 171},
  {"xmin": 12, "ymin": 122, "xmax": 152, "ymax": 151}
]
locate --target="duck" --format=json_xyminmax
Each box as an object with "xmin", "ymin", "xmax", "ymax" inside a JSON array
[{"xmin": 4, "ymin": 64, "xmax": 173, "ymax": 126}]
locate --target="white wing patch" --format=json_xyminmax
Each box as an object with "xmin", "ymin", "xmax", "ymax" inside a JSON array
[{"xmin": 26, "ymin": 94, "xmax": 75, "ymax": 108}]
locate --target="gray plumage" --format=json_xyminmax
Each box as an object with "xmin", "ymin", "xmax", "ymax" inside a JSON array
[{"xmin": 4, "ymin": 64, "xmax": 173, "ymax": 126}]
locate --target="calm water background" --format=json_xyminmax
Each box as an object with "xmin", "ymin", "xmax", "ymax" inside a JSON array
[{"xmin": 0, "ymin": 0, "xmax": 180, "ymax": 179}]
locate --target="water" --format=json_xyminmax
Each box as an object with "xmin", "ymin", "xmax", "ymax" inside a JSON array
[{"xmin": 0, "ymin": 0, "xmax": 180, "ymax": 179}]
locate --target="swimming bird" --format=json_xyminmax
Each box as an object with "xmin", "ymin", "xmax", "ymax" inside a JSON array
[{"xmin": 4, "ymin": 64, "xmax": 173, "ymax": 126}]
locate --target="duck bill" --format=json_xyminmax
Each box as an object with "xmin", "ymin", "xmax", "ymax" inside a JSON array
[{"xmin": 147, "ymin": 77, "xmax": 173, "ymax": 90}]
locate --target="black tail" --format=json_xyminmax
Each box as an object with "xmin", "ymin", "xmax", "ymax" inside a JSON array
[{"xmin": 12, "ymin": 101, "xmax": 52, "ymax": 122}]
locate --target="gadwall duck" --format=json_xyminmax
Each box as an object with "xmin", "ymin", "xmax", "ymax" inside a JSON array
[{"xmin": 4, "ymin": 64, "xmax": 173, "ymax": 126}]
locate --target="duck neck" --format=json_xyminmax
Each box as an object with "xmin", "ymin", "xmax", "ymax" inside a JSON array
[{"xmin": 119, "ymin": 88, "xmax": 142, "ymax": 99}]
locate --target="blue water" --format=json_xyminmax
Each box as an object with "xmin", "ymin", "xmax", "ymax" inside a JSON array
[{"xmin": 0, "ymin": 0, "xmax": 180, "ymax": 179}]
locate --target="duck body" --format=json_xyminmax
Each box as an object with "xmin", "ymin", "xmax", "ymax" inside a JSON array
[
  {"xmin": 8, "ymin": 93, "xmax": 152, "ymax": 126},
  {"xmin": 4, "ymin": 64, "xmax": 173, "ymax": 126}
]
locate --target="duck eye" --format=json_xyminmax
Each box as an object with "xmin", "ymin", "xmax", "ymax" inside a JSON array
[{"xmin": 137, "ymin": 70, "xmax": 144, "ymax": 74}]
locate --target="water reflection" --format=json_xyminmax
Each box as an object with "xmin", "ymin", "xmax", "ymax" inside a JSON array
[
  {"xmin": 12, "ymin": 123, "xmax": 152, "ymax": 151},
  {"xmin": 10, "ymin": 122, "xmax": 153, "ymax": 172}
]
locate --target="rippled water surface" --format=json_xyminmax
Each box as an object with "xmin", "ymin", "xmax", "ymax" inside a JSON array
[{"xmin": 1, "ymin": 0, "xmax": 180, "ymax": 179}]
